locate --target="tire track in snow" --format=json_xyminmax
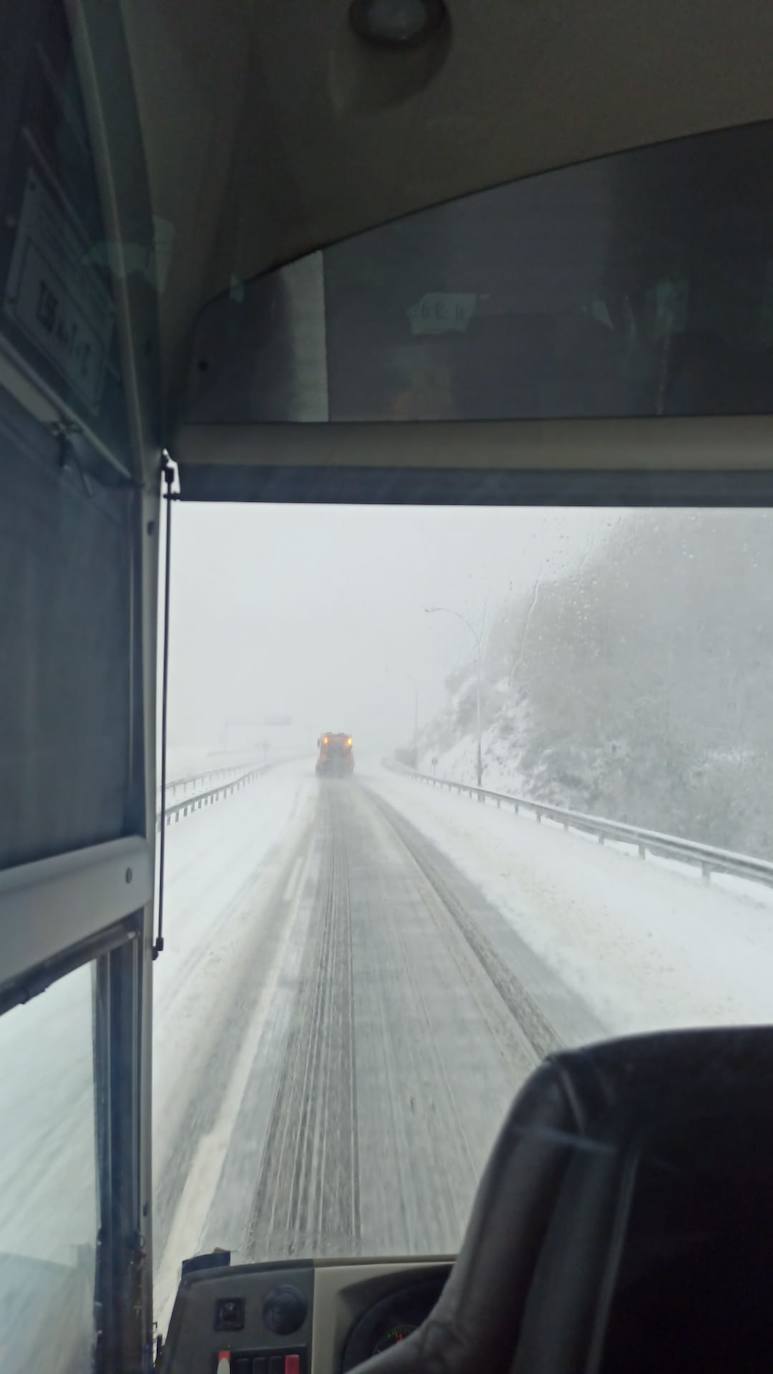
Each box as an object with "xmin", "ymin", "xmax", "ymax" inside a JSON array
[
  {"xmin": 247, "ymin": 783, "xmax": 360, "ymax": 1259},
  {"xmin": 365, "ymin": 789, "xmax": 564, "ymax": 1060},
  {"xmin": 207, "ymin": 774, "xmax": 600, "ymax": 1268},
  {"xmin": 245, "ymin": 778, "xmax": 581, "ymax": 1263}
]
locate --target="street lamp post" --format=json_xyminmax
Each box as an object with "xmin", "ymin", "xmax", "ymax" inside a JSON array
[
  {"xmin": 406, "ymin": 674, "xmax": 419, "ymax": 767},
  {"xmin": 425, "ymin": 606, "xmax": 483, "ymax": 787}
]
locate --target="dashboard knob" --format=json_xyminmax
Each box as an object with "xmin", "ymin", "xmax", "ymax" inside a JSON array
[{"xmin": 262, "ymin": 1284, "xmax": 307, "ymax": 1335}]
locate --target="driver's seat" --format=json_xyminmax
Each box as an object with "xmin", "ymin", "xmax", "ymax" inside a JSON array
[{"xmin": 357, "ymin": 1027, "xmax": 773, "ymax": 1373}]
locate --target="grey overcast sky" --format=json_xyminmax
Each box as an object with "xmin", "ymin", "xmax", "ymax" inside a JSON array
[{"xmin": 167, "ymin": 504, "xmax": 620, "ymax": 763}]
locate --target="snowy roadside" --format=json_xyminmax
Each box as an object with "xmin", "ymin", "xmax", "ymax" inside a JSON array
[
  {"xmin": 364, "ymin": 766, "xmax": 773, "ymax": 1036},
  {"xmin": 153, "ymin": 760, "xmax": 315, "ymax": 1182}
]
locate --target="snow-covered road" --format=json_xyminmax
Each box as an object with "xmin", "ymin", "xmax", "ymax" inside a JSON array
[{"xmin": 151, "ymin": 758, "xmax": 773, "ymax": 1326}]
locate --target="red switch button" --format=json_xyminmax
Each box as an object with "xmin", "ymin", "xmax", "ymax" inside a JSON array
[{"xmin": 284, "ymin": 1358, "xmax": 300, "ymax": 1374}]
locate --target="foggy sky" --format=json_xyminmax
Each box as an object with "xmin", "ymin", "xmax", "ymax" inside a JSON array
[{"xmin": 167, "ymin": 504, "xmax": 620, "ymax": 763}]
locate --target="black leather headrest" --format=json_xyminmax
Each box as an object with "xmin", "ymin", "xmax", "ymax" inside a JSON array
[{"xmin": 516, "ymin": 1027, "xmax": 773, "ymax": 1374}]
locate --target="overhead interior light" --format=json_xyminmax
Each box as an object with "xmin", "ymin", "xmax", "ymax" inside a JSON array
[{"xmin": 349, "ymin": 0, "xmax": 447, "ymax": 49}]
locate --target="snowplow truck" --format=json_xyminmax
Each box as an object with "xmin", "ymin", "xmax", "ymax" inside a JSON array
[{"xmin": 316, "ymin": 733, "xmax": 355, "ymax": 777}]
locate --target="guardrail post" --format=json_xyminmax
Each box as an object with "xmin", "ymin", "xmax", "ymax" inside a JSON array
[
  {"xmin": 598, "ymin": 834, "xmax": 605, "ymax": 845},
  {"xmin": 701, "ymin": 861, "xmax": 711, "ymax": 882},
  {"xmin": 638, "ymin": 843, "xmax": 646, "ymax": 859}
]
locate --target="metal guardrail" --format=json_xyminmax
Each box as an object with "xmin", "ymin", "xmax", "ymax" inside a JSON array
[
  {"xmin": 159, "ymin": 758, "xmax": 264, "ymax": 801},
  {"xmin": 399, "ymin": 766, "xmax": 773, "ymax": 891},
  {"xmin": 156, "ymin": 764, "xmax": 271, "ymax": 829}
]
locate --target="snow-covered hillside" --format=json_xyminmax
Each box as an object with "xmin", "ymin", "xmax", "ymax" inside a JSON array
[{"xmin": 411, "ymin": 511, "xmax": 773, "ymax": 859}]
